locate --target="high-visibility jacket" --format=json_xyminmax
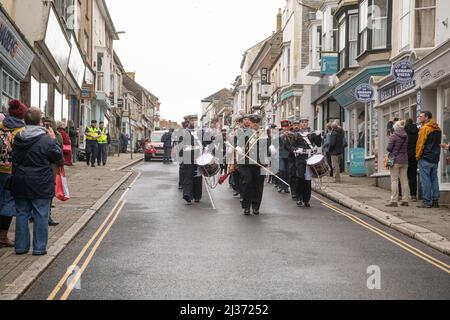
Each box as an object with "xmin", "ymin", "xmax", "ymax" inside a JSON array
[
  {"xmin": 85, "ymin": 126, "xmax": 101, "ymax": 141},
  {"xmin": 98, "ymin": 128, "xmax": 108, "ymax": 144}
]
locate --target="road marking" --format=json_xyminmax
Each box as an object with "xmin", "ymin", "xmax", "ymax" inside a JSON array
[
  {"xmin": 60, "ymin": 200, "xmax": 127, "ymax": 300},
  {"xmin": 47, "ymin": 171, "xmax": 141, "ymax": 300},
  {"xmin": 315, "ymin": 196, "xmax": 450, "ymax": 274}
]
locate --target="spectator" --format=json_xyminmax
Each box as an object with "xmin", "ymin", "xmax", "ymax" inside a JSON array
[
  {"xmin": 57, "ymin": 121, "xmax": 72, "ymax": 166},
  {"xmin": 67, "ymin": 120, "xmax": 78, "ymax": 164},
  {"xmin": 405, "ymin": 119, "xmax": 419, "ymax": 201},
  {"xmin": 161, "ymin": 129, "xmax": 174, "ymax": 164},
  {"xmin": 12, "ymin": 108, "xmax": 63, "ymax": 256},
  {"xmin": 0, "ymin": 100, "xmax": 27, "ymax": 248},
  {"xmin": 42, "ymin": 118, "xmax": 64, "ymax": 226},
  {"xmin": 120, "ymin": 133, "xmax": 129, "ymax": 153},
  {"xmin": 322, "ymin": 123, "xmax": 333, "ymax": 178},
  {"xmin": 329, "ymin": 120, "xmax": 345, "ymax": 183},
  {"xmin": 386, "ymin": 120, "xmax": 410, "ymax": 207},
  {"xmin": 416, "ymin": 111, "xmax": 442, "ymax": 209}
]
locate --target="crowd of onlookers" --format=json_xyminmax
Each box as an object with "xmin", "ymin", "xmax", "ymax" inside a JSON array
[
  {"xmin": 385, "ymin": 111, "xmax": 448, "ymax": 209},
  {"xmin": 0, "ymin": 100, "xmax": 71, "ymax": 256}
]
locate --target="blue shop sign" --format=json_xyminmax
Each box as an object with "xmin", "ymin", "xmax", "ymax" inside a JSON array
[
  {"xmin": 355, "ymin": 84, "xmax": 374, "ymax": 103},
  {"xmin": 393, "ymin": 60, "xmax": 415, "ymax": 84},
  {"xmin": 350, "ymin": 148, "xmax": 366, "ymax": 177},
  {"xmin": 321, "ymin": 54, "xmax": 338, "ymax": 75}
]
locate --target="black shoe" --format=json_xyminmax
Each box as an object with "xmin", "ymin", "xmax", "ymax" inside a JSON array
[
  {"xmin": 103, "ymin": 163, "xmax": 106, "ymax": 166},
  {"xmin": 194, "ymin": 199, "xmax": 200, "ymax": 203},
  {"xmin": 32, "ymin": 251, "xmax": 47, "ymax": 256},
  {"xmin": 253, "ymin": 209, "xmax": 260, "ymax": 215},
  {"xmin": 183, "ymin": 196, "xmax": 192, "ymax": 204},
  {"xmin": 29, "ymin": 217, "xmax": 34, "ymax": 223},
  {"xmin": 244, "ymin": 209, "xmax": 251, "ymax": 216},
  {"xmin": 304, "ymin": 203, "xmax": 311, "ymax": 208},
  {"xmin": 284, "ymin": 189, "xmax": 290, "ymax": 194},
  {"xmin": 432, "ymin": 201, "xmax": 440, "ymax": 209},
  {"xmin": 297, "ymin": 201, "xmax": 304, "ymax": 207},
  {"xmin": 91, "ymin": 164, "xmax": 96, "ymax": 168},
  {"xmin": 49, "ymin": 218, "xmax": 59, "ymax": 227},
  {"xmin": 292, "ymin": 196, "xmax": 297, "ymax": 200}
]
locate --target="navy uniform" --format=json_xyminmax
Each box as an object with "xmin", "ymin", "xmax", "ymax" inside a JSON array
[
  {"xmin": 180, "ymin": 116, "xmax": 203, "ymax": 203},
  {"xmin": 288, "ymin": 117, "xmax": 322, "ymax": 207},
  {"xmin": 237, "ymin": 115, "xmax": 269, "ymax": 215}
]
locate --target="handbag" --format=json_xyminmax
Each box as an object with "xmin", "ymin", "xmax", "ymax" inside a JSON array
[
  {"xmin": 63, "ymin": 144, "xmax": 72, "ymax": 153},
  {"xmin": 387, "ymin": 138, "xmax": 406, "ymax": 168},
  {"xmin": 55, "ymin": 167, "xmax": 70, "ymax": 202}
]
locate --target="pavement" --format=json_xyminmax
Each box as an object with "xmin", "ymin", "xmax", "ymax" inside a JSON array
[
  {"xmin": 0, "ymin": 154, "xmax": 143, "ymax": 300},
  {"xmin": 20, "ymin": 162, "xmax": 450, "ymax": 300},
  {"xmin": 313, "ymin": 175, "xmax": 450, "ymax": 256}
]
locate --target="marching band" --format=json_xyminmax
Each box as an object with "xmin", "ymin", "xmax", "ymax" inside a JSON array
[{"xmin": 176, "ymin": 114, "xmax": 329, "ymax": 214}]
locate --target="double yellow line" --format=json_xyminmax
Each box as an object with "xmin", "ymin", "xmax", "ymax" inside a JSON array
[
  {"xmin": 48, "ymin": 172, "xmax": 141, "ymax": 300},
  {"xmin": 314, "ymin": 195, "xmax": 450, "ymax": 274}
]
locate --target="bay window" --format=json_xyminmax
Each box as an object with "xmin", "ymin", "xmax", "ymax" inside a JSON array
[
  {"xmin": 358, "ymin": 0, "xmax": 391, "ymax": 55},
  {"xmin": 400, "ymin": 0, "xmax": 411, "ymax": 50},
  {"xmin": 372, "ymin": 0, "xmax": 388, "ymax": 49},
  {"xmin": 359, "ymin": 0, "xmax": 368, "ymax": 54},
  {"xmin": 338, "ymin": 16, "xmax": 346, "ymax": 71},
  {"xmin": 349, "ymin": 15, "xmax": 359, "ymax": 67}
]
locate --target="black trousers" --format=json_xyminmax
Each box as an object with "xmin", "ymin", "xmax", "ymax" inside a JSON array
[
  {"xmin": 86, "ymin": 140, "xmax": 98, "ymax": 165},
  {"xmin": 288, "ymin": 158, "xmax": 298, "ymax": 197},
  {"xmin": 240, "ymin": 165, "xmax": 265, "ymax": 211},
  {"xmin": 97, "ymin": 143, "xmax": 108, "ymax": 165},
  {"xmin": 0, "ymin": 216, "xmax": 12, "ymax": 231},
  {"xmin": 408, "ymin": 159, "xmax": 418, "ymax": 198},
  {"xmin": 182, "ymin": 164, "xmax": 203, "ymax": 201},
  {"xmin": 179, "ymin": 164, "xmax": 185, "ymax": 189},
  {"xmin": 230, "ymin": 171, "xmax": 240, "ymax": 192},
  {"xmin": 296, "ymin": 179, "xmax": 312, "ymax": 204},
  {"xmin": 326, "ymin": 153, "xmax": 334, "ymax": 177}
]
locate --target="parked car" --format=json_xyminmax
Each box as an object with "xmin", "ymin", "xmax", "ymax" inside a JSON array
[{"xmin": 144, "ymin": 130, "xmax": 168, "ymax": 162}]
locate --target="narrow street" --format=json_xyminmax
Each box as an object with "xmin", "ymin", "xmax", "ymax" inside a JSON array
[{"xmin": 21, "ymin": 162, "xmax": 450, "ymax": 300}]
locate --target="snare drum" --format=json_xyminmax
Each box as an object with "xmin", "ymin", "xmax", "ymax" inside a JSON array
[
  {"xmin": 196, "ymin": 153, "xmax": 220, "ymax": 178},
  {"xmin": 306, "ymin": 154, "xmax": 329, "ymax": 178}
]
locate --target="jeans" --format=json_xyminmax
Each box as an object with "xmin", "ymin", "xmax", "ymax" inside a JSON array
[
  {"xmin": 390, "ymin": 164, "xmax": 410, "ymax": 203},
  {"xmin": 163, "ymin": 147, "xmax": 172, "ymax": 163},
  {"xmin": 15, "ymin": 199, "xmax": 51, "ymax": 255},
  {"xmin": 418, "ymin": 160, "xmax": 440, "ymax": 204},
  {"xmin": 72, "ymin": 146, "xmax": 78, "ymax": 163}
]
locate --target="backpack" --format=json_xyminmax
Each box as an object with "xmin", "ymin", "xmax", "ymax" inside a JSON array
[{"xmin": 0, "ymin": 129, "xmax": 14, "ymax": 168}]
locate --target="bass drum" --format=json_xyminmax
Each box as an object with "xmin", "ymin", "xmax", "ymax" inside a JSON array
[
  {"xmin": 196, "ymin": 153, "xmax": 220, "ymax": 178},
  {"xmin": 306, "ymin": 154, "xmax": 329, "ymax": 178}
]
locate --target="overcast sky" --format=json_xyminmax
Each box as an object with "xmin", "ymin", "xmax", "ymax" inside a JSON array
[{"xmin": 107, "ymin": 0, "xmax": 285, "ymax": 124}]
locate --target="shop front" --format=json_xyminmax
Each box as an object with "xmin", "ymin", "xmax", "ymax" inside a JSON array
[
  {"xmin": 415, "ymin": 39, "xmax": 450, "ymax": 197},
  {"xmin": 0, "ymin": 6, "xmax": 34, "ymax": 112},
  {"xmin": 331, "ymin": 65, "xmax": 391, "ymax": 176}
]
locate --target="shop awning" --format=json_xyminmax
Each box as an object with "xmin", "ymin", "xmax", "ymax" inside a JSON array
[{"xmin": 330, "ymin": 65, "xmax": 391, "ymax": 107}]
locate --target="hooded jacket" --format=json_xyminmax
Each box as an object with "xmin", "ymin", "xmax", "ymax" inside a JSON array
[
  {"xmin": 387, "ymin": 128, "xmax": 409, "ymax": 165},
  {"xmin": 11, "ymin": 126, "xmax": 63, "ymax": 199},
  {"xmin": 0, "ymin": 116, "xmax": 25, "ymax": 174},
  {"xmin": 329, "ymin": 127, "xmax": 345, "ymax": 156},
  {"xmin": 404, "ymin": 122, "xmax": 419, "ymax": 161},
  {"xmin": 416, "ymin": 120, "xmax": 442, "ymax": 164}
]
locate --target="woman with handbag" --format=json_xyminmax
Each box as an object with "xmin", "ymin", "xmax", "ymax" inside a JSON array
[
  {"xmin": 386, "ymin": 120, "xmax": 410, "ymax": 207},
  {"xmin": 57, "ymin": 122, "xmax": 72, "ymax": 166}
]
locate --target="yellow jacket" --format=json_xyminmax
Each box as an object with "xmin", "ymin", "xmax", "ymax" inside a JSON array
[{"xmin": 416, "ymin": 120, "xmax": 441, "ymax": 161}]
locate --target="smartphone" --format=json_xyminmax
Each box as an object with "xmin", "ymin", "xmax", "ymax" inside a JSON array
[{"xmin": 44, "ymin": 123, "xmax": 50, "ymax": 129}]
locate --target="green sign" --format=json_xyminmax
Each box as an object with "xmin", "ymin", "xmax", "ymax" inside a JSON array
[
  {"xmin": 350, "ymin": 148, "xmax": 366, "ymax": 177},
  {"xmin": 321, "ymin": 54, "xmax": 338, "ymax": 75}
]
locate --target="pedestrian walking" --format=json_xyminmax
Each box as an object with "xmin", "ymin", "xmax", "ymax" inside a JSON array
[
  {"xmin": 67, "ymin": 120, "xmax": 78, "ymax": 163},
  {"xmin": 97, "ymin": 121, "xmax": 110, "ymax": 166},
  {"xmin": 322, "ymin": 123, "xmax": 334, "ymax": 178},
  {"xmin": 329, "ymin": 120, "xmax": 345, "ymax": 183},
  {"xmin": 85, "ymin": 120, "xmax": 101, "ymax": 167},
  {"xmin": 386, "ymin": 120, "xmax": 410, "ymax": 207},
  {"xmin": 12, "ymin": 108, "xmax": 63, "ymax": 256},
  {"xmin": 57, "ymin": 121, "xmax": 72, "ymax": 166},
  {"xmin": 405, "ymin": 119, "xmax": 419, "ymax": 201},
  {"xmin": 0, "ymin": 100, "xmax": 27, "ymax": 248},
  {"xmin": 416, "ymin": 111, "xmax": 442, "ymax": 209},
  {"xmin": 161, "ymin": 129, "xmax": 174, "ymax": 164}
]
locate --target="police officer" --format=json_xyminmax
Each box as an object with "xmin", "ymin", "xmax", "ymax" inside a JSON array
[
  {"xmin": 237, "ymin": 114, "xmax": 268, "ymax": 216},
  {"xmin": 97, "ymin": 121, "xmax": 110, "ymax": 166},
  {"xmin": 180, "ymin": 115, "xmax": 203, "ymax": 204},
  {"xmin": 85, "ymin": 120, "xmax": 101, "ymax": 167},
  {"xmin": 288, "ymin": 116, "xmax": 322, "ymax": 208}
]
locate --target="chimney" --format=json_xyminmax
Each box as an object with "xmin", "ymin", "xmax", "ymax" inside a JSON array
[{"xmin": 276, "ymin": 8, "xmax": 282, "ymax": 32}]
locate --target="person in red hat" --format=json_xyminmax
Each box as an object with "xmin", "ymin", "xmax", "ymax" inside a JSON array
[{"xmin": 0, "ymin": 100, "xmax": 28, "ymax": 247}]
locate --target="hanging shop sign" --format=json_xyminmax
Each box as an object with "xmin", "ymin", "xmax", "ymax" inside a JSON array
[
  {"xmin": 355, "ymin": 84, "xmax": 374, "ymax": 103},
  {"xmin": 321, "ymin": 53, "xmax": 338, "ymax": 75},
  {"xmin": 392, "ymin": 60, "xmax": 415, "ymax": 84},
  {"xmin": 261, "ymin": 68, "xmax": 269, "ymax": 84}
]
